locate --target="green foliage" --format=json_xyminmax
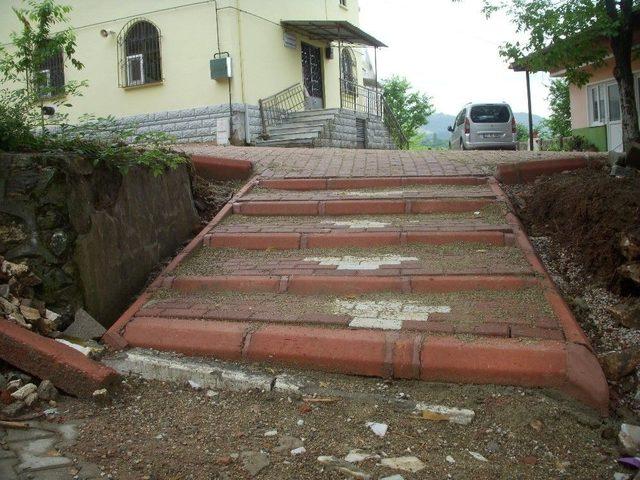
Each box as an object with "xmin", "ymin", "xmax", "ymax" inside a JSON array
[
  {"xmin": 0, "ymin": 1, "xmax": 184, "ymax": 176},
  {"xmin": 543, "ymin": 135, "xmax": 598, "ymax": 152},
  {"xmin": 0, "ymin": 0, "xmax": 85, "ymax": 133},
  {"xmin": 543, "ymin": 78, "xmax": 572, "ymax": 138},
  {"xmin": 382, "ymin": 76, "xmax": 435, "ymax": 142},
  {"xmin": 476, "ymin": 0, "xmax": 624, "ymax": 87}
]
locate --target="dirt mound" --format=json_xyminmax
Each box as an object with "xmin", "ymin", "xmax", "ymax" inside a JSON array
[{"xmin": 510, "ymin": 166, "xmax": 640, "ymax": 290}]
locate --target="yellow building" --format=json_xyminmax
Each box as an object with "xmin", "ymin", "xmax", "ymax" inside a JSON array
[{"xmin": 1, "ymin": 0, "xmax": 399, "ymax": 148}]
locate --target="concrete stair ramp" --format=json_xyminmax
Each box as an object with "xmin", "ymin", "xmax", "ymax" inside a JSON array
[{"xmin": 104, "ymin": 173, "xmax": 609, "ymax": 416}]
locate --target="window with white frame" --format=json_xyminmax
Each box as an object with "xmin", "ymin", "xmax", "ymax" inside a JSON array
[{"xmin": 588, "ymin": 84, "xmax": 606, "ymax": 125}]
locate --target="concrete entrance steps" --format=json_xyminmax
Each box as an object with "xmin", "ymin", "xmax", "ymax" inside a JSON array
[
  {"xmin": 255, "ymin": 110, "xmax": 342, "ymax": 147},
  {"xmin": 105, "ymin": 175, "xmax": 609, "ymax": 415}
]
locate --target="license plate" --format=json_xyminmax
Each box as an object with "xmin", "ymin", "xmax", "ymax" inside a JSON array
[{"xmin": 483, "ymin": 133, "xmax": 501, "ymax": 139}]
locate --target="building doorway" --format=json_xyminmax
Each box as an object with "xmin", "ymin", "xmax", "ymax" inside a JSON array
[{"xmin": 301, "ymin": 43, "xmax": 323, "ymax": 110}]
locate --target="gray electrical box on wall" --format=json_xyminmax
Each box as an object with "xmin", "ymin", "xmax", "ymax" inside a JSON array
[{"xmin": 210, "ymin": 57, "xmax": 232, "ymax": 79}]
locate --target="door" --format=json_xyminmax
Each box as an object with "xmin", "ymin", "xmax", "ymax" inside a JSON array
[
  {"xmin": 301, "ymin": 43, "xmax": 323, "ymax": 110},
  {"xmin": 606, "ymin": 83, "xmax": 623, "ymax": 152}
]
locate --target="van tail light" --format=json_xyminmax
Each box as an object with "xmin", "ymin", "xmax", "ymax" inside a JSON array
[
  {"xmin": 464, "ymin": 118, "xmax": 470, "ymax": 135},
  {"xmin": 511, "ymin": 117, "xmax": 517, "ymax": 134}
]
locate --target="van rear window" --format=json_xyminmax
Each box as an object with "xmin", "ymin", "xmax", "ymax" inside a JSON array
[{"xmin": 470, "ymin": 105, "xmax": 511, "ymax": 123}]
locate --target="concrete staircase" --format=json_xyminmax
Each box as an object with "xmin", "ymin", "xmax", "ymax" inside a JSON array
[{"xmin": 255, "ymin": 109, "xmax": 340, "ymax": 147}]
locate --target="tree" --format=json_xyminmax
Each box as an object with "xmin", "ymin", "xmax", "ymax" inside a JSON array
[
  {"xmin": 0, "ymin": 0, "xmax": 85, "ymax": 134},
  {"xmin": 382, "ymin": 76, "xmax": 435, "ymax": 143},
  {"xmin": 544, "ymin": 78, "xmax": 572, "ymax": 138},
  {"xmin": 473, "ymin": 0, "xmax": 639, "ymax": 151}
]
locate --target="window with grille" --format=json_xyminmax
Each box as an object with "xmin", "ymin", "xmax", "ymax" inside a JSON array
[
  {"xmin": 38, "ymin": 49, "xmax": 65, "ymax": 97},
  {"xmin": 117, "ymin": 20, "xmax": 162, "ymax": 87},
  {"xmin": 340, "ymin": 0, "xmax": 348, "ymax": 7},
  {"xmin": 341, "ymin": 48, "xmax": 356, "ymax": 95}
]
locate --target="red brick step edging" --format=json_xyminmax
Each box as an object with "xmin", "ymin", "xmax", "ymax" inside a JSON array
[
  {"xmin": 232, "ymin": 199, "xmax": 496, "ymax": 216},
  {"xmin": 191, "ymin": 154, "xmax": 253, "ymax": 181},
  {"xmin": 121, "ymin": 318, "xmax": 608, "ymax": 415},
  {"xmin": 204, "ymin": 230, "xmax": 513, "ymax": 249},
  {"xmin": 166, "ymin": 274, "xmax": 538, "ymax": 295},
  {"xmin": 0, "ymin": 319, "xmax": 120, "ymax": 397},
  {"xmin": 258, "ymin": 176, "xmax": 488, "ymax": 190}
]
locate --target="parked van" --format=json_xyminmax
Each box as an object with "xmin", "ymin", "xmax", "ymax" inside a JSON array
[{"xmin": 448, "ymin": 103, "xmax": 517, "ymax": 150}]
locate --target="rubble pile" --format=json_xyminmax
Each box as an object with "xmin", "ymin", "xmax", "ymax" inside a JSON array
[
  {"xmin": 0, "ymin": 371, "xmax": 59, "ymax": 418},
  {"xmin": 0, "ymin": 255, "xmax": 63, "ymax": 336}
]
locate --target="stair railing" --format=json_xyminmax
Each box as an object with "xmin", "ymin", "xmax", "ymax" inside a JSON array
[
  {"xmin": 339, "ymin": 79, "xmax": 409, "ymax": 150},
  {"xmin": 258, "ymin": 83, "xmax": 307, "ymax": 139}
]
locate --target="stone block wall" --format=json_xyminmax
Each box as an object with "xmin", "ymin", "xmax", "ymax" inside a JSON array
[
  {"xmin": 0, "ymin": 153, "xmax": 198, "ymax": 327},
  {"xmin": 117, "ymin": 103, "xmax": 263, "ymax": 145},
  {"xmin": 314, "ymin": 110, "xmax": 396, "ymax": 149}
]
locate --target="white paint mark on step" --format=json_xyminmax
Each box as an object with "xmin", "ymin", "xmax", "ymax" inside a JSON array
[
  {"xmin": 333, "ymin": 300, "xmax": 451, "ymax": 331},
  {"xmin": 303, "ymin": 255, "xmax": 417, "ymax": 270},
  {"xmin": 321, "ymin": 220, "xmax": 391, "ymax": 229}
]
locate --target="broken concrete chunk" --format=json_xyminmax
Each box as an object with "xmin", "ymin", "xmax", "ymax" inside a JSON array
[
  {"xmin": 2, "ymin": 400, "xmax": 26, "ymax": 417},
  {"xmin": 63, "ymin": 308, "xmax": 106, "ymax": 340},
  {"xmin": 366, "ymin": 422, "xmax": 388, "ymax": 437},
  {"xmin": 469, "ymin": 451, "xmax": 489, "ymax": 462},
  {"xmin": 618, "ymin": 263, "xmax": 640, "ymax": 285},
  {"xmin": 20, "ymin": 305, "xmax": 41, "ymax": 322},
  {"xmin": 621, "ymin": 230, "xmax": 640, "ymax": 261},
  {"xmin": 608, "ymin": 302, "xmax": 640, "ymax": 330},
  {"xmin": 317, "ymin": 456, "xmax": 372, "ymax": 479},
  {"xmin": 11, "ymin": 382, "xmax": 37, "ymax": 400},
  {"xmin": 344, "ymin": 449, "xmax": 380, "ymax": 463},
  {"xmin": 24, "ymin": 391, "xmax": 38, "ymax": 406},
  {"xmin": 274, "ymin": 435, "xmax": 303, "ymax": 453},
  {"xmin": 240, "ymin": 451, "xmax": 270, "ymax": 476},
  {"xmin": 37, "ymin": 380, "xmax": 58, "ymax": 401},
  {"xmin": 380, "ymin": 456, "xmax": 426, "ymax": 473},
  {"xmin": 415, "ymin": 403, "xmax": 475, "ymax": 425},
  {"xmin": 619, "ymin": 423, "xmax": 640, "ymax": 456}
]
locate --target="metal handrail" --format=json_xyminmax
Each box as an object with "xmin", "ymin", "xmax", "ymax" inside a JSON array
[
  {"xmin": 339, "ymin": 79, "xmax": 409, "ymax": 149},
  {"xmin": 258, "ymin": 83, "xmax": 307, "ymax": 139}
]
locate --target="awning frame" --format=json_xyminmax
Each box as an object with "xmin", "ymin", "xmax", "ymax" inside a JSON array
[{"xmin": 280, "ymin": 20, "xmax": 387, "ymax": 48}]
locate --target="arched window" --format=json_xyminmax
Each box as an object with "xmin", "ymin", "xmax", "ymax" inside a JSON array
[
  {"xmin": 341, "ymin": 48, "xmax": 356, "ymax": 94},
  {"xmin": 117, "ymin": 20, "xmax": 162, "ymax": 87}
]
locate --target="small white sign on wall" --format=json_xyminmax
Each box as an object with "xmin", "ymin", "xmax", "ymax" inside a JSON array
[
  {"xmin": 216, "ymin": 117, "xmax": 230, "ymax": 145},
  {"xmin": 284, "ymin": 32, "xmax": 297, "ymax": 49}
]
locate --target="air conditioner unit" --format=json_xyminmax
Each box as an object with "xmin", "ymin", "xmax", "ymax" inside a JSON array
[{"xmin": 210, "ymin": 56, "xmax": 232, "ymax": 80}]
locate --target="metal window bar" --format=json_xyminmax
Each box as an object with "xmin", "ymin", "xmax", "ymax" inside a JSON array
[
  {"xmin": 38, "ymin": 50, "xmax": 65, "ymax": 97},
  {"xmin": 258, "ymin": 83, "xmax": 307, "ymax": 138},
  {"xmin": 117, "ymin": 20, "xmax": 162, "ymax": 87}
]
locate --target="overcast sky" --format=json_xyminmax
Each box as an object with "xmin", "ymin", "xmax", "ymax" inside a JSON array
[{"xmin": 358, "ymin": 0, "xmax": 551, "ymax": 117}]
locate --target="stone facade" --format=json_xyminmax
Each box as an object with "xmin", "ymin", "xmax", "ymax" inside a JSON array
[
  {"xmin": 313, "ymin": 110, "xmax": 396, "ymax": 149},
  {"xmin": 0, "ymin": 153, "xmax": 198, "ymax": 327},
  {"xmin": 117, "ymin": 103, "xmax": 262, "ymax": 146},
  {"xmin": 118, "ymin": 105, "xmax": 396, "ymax": 149}
]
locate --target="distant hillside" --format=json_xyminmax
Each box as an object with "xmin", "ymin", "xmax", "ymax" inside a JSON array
[{"xmin": 421, "ymin": 112, "xmax": 545, "ymax": 143}]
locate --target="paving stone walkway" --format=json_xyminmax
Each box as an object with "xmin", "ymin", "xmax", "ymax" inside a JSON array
[
  {"xmin": 105, "ymin": 157, "xmax": 609, "ymax": 415},
  {"xmin": 0, "ymin": 421, "xmax": 101, "ymax": 480},
  {"xmin": 178, "ymin": 144, "xmax": 606, "ymax": 178}
]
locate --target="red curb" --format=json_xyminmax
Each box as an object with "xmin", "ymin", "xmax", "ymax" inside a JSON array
[
  {"xmin": 323, "ymin": 200, "xmax": 406, "ymax": 216},
  {"xmin": 102, "ymin": 292, "xmax": 151, "ymax": 349},
  {"xmin": 411, "ymin": 199, "xmax": 494, "ymax": 214},
  {"xmin": 244, "ymin": 325, "xmax": 387, "ymax": 377},
  {"xmin": 0, "ymin": 319, "xmax": 119, "ymax": 397},
  {"xmin": 420, "ymin": 336, "xmax": 566, "ymax": 387},
  {"xmin": 305, "ymin": 232, "xmax": 401, "ymax": 248},
  {"xmin": 327, "ymin": 177, "xmax": 404, "ymax": 189},
  {"xmin": 410, "ymin": 275, "xmax": 538, "ymax": 293},
  {"xmin": 234, "ymin": 201, "xmax": 319, "ymax": 216},
  {"xmin": 494, "ymin": 157, "xmax": 604, "ymax": 185},
  {"xmin": 172, "ymin": 276, "xmax": 281, "ymax": 293},
  {"xmin": 564, "ymin": 343, "xmax": 609, "ymax": 416},
  {"xmin": 191, "ymin": 155, "xmax": 253, "ymax": 181},
  {"xmin": 405, "ymin": 231, "xmax": 506, "ymax": 246},
  {"xmin": 259, "ymin": 178, "xmax": 328, "ymax": 190},
  {"xmin": 124, "ymin": 318, "xmax": 248, "ymax": 360},
  {"xmin": 510, "ymin": 325, "xmax": 564, "ymax": 341},
  {"xmin": 392, "ymin": 333, "xmax": 422, "ymax": 379},
  {"xmin": 206, "ymin": 232, "xmax": 301, "ymax": 250},
  {"xmin": 287, "ymin": 276, "xmax": 404, "ymax": 295},
  {"xmin": 543, "ymin": 289, "xmax": 592, "ymax": 346}
]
